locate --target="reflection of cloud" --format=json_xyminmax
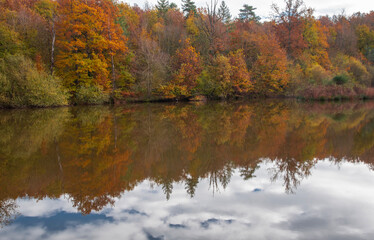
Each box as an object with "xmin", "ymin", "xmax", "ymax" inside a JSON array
[
  {"xmin": 16, "ymin": 196, "xmax": 75, "ymax": 218},
  {"xmin": 2, "ymin": 161, "xmax": 374, "ymax": 239},
  {"xmin": 200, "ymin": 218, "xmax": 234, "ymax": 229},
  {"xmin": 13, "ymin": 212, "xmax": 113, "ymax": 232},
  {"xmin": 168, "ymin": 223, "xmax": 186, "ymax": 229}
]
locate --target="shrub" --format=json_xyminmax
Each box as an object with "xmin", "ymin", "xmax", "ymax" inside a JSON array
[
  {"xmin": 74, "ymin": 85, "xmax": 110, "ymax": 105},
  {"xmin": 347, "ymin": 57, "xmax": 370, "ymax": 86},
  {"xmin": 332, "ymin": 74, "xmax": 349, "ymax": 85},
  {"xmin": 196, "ymin": 70, "xmax": 219, "ymax": 99},
  {"xmin": 0, "ymin": 54, "xmax": 69, "ymax": 108},
  {"xmin": 305, "ymin": 64, "xmax": 331, "ymax": 85},
  {"xmin": 332, "ymin": 54, "xmax": 371, "ymax": 86}
]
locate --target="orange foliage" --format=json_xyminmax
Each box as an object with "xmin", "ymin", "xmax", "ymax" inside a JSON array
[
  {"xmin": 55, "ymin": 0, "xmax": 127, "ymax": 92},
  {"xmin": 228, "ymin": 50, "xmax": 252, "ymax": 95},
  {"xmin": 250, "ymin": 32, "xmax": 290, "ymax": 95},
  {"xmin": 159, "ymin": 38, "xmax": 202, "ymax": 98}
]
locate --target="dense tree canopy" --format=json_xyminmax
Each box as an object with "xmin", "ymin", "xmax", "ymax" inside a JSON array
[{"xmin": 1, "ymin": 0, "xmax": 374, "ymax": 106}]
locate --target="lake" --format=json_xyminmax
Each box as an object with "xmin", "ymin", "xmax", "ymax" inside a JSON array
[{"xmin": 1, "ymin": 100, "xmax": 374, "ymax": 240}]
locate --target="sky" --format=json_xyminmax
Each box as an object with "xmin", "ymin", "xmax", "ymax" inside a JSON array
[{"xmin": 121, "ymin": 0, "xmax": 374, "ymax": 20}]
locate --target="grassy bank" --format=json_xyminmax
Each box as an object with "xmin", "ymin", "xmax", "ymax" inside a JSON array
[{"xmin": 294, "ymin": 85, "xmax": 374, "ymax": 101}]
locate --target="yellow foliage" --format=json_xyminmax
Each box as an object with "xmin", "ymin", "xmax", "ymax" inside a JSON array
[
  {"xmin": 186, "ymin": 14, "xmax": 199, "ymax": 36},
  {"xmin": 305, "ymin": 64, "xmax": 331, "ymax": 84}
]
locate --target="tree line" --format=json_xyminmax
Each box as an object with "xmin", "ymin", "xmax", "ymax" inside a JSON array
[{"xmin": 1, "ymin": 0, "xmax": 374, "ymax": 107}]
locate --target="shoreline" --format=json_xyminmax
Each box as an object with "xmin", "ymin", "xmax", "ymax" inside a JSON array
[{"xmin": 1, "ymin": 94, "xmax": 374, "ymax": 110}]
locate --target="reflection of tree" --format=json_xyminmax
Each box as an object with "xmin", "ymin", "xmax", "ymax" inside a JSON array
[
  {"xmin": 1, "ymin": 101, "xmax": 374, "ymax": 215},
  {"xmin": 185, "ymin": 177, "xmax": 199, "ymax": 198},
  {"xmin": 0, "ymin": 199, "xmax": 18, "ymax": 228},
  {"xmin": 208, "ymin": 164, "xmax": 234, "ymax": 193},
  {"xmin": 240, "ymin": 163, "xmax": 260, "ymax": 180},
  {"xmin": 161, "ymin": 179, "xmax": 173, "ymax": 201},
  {"xmin": 70, "ymin": 195, "xmax": 115, "ymax": 215},
  {"xmin": 269, "ymin": 157, "xmax": 315, "ymax": 194}
]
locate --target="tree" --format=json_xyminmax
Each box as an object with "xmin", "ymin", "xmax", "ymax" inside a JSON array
[
  {"xmin": 55, "ymin": 0, "xmax": 127, "ymax": 97},
  {"xmin": 34, "ymin": 0, "xmax": 58, "ymax": 74},
  {"xmin": 98, "ymin": 0, "xmax": 128, "ymax": 93},
  {"xmin": 205, "ymin": 50, "xmax": 251, "ymax": 98},
  {"xmin": 332, "ymin": 13, "xmax": 358, "ymax": 56},
  {"xmin": 218, "ymin": 1, "xmax": 231, "ymax": 23},
  {"xmin": 229, "ymin": 50, "xmax": 252, "ymax": 95},
  {"xmin": 0, "ymin": 23, "xmax": 24, "ymax": 57},
  {"xmin": 238, "ymin": 4, "xmax": 260, "ymax": 22},
  {"xmin": 210, "ymin": 54, "xmax": 233, "ymax": 98},
  {"xmin": 156, "ymin": 8, "xmax": 186, "ymax": 55},
  {"xmin": 116, "ymin": 2, "xmax": 140, "ymax": 44},
  {"xmin": 169, "ymin": 2, "xmax": 178, "ymax": 9},
  {"xmin": 250, "ymin": 32, "xmax": 290, "ymax": 95},
  {"xmin": 356, "ymin": 24, "xmax": 374, "ymax": 62},
  {"xmin": 272, "ymin": 0, "xmax": 308, "ymax": 58},
  {"xmin": 0, "ymin": 54, "xmax": 68, "ymax": 107},
  {"xmin": 182, "ymin": 0, "xmax": 196, "ymax": 17},
  {"xmin": 159, "ymin": 38, "xmax": 202, "ymax": 98},
  {"xmin": 195, "ymin": 0, "xmax": 229, "ymax": 55},
  {"xmin": 136, "ymin": 31, "xmax": 169, "ymax": 97},
  {"xmin": 302, "ymin": 11, "xmax": 330, "ymax": 68},
  {"xmin": 156, "ymin": 0, "xmax": 170, "ymax": 18}
]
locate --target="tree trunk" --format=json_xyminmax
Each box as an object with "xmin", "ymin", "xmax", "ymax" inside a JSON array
[{"xmin": 50, "ymin": 19, "xmax": 56, "ymax": 75}]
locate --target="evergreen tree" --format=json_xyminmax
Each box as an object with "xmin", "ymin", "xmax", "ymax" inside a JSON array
[
  {"xmin": 238, "ymin": 4, "xmax": 260, "ymax": 22},
  {"xmin": 218, "ymin": 1, "xmax": 231, "ymax": 23},
  {"xmin": 169, "ymin": 2, "xmax": 178, "ymax": 9},
  {"xmin": 182, "ymin": 0, "xmax": 197, "ymax": 17},
  {"xmin": 156, "ymin": 0, "xmax": 170, "ymax": 17}
]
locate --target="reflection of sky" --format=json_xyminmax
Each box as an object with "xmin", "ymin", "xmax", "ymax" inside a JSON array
[{"xmin": 2, "ymin": 160, "xmax": 374, "ymax": 240}]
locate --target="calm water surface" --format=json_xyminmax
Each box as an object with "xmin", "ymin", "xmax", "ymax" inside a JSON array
[{"xmin": 1, "ymin": 100, "xmax": 374, "ymax": 239}]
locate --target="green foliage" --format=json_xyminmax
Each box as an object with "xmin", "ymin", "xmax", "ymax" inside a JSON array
[
  {"xmin": 182, "ymin": 0, "xmax": 197, "ymax": 17},
  {"xmin": 332, "ymin": 74, "xmax": 349, "ymax": 85},
  {"xmin": 197, "ymin": 51, "xmax": 251, "ymax": 99},
  {"xmin": 0, "ymin": 54, "xmax": 69, "ymax": 108},
  {"xmin": 356, "ymin": 25, "xmax": 374, "ymax": 62},
  {"xmin": 196, "ymin": 69, "xmax": 218, "ymax": 98},
  {"xmin": 74, "ymin": 85, "xmax": 110, "ymax": 105},
  {"xmin": 0, "ymin": 23, "xmax": 25, "ymax": 57},
  {"xmin": 156, "ymin": 0, "xmax": 171, "ymax": 17},
  {"xmin": 218, "ymin": 1, "xmax": 231, "ymax": 23},
  {"xmin": 239, "ymin": 4, "xmax": 260, "ymax": 22},
  {"xmin": 347, "ymin": 58, "xmax": 371, "ymax": 86},
  {"xmin": 115, "ymin": 51, "xmax": 136, "ymax": 94},
  {"xmin": 305, "ymin": 64, "xmax": 331, "ymax": 85},
  {"xmin": 34, "ymin": 0, "xmax": 57, "ymax": 21}
]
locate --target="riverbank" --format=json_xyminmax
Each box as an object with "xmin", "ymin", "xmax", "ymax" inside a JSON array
[
  {"xmin": 2, "ymin": 92, "xmax": 374, "ymax": 109},
  {"xmin": 294, "ymin": 85, "xmax": 374, "ymax": 101}
]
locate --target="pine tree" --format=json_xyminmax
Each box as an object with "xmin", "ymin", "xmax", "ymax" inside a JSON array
[
  {"xmin": 238, "ymin": 4, "xmax": 260, "ymax": 22},
  {"xmin": 156, "ymin": 0, "xmax": 170, "ymax": 17},
  {"xmin": 218, "ymin": 1, "xmax": 231, "ymax": 23},
  {"xmin": 169, "ymin": 2, "xmax": 178, "ymax": 9},
  {"xmin": 182, "ymin": 0, "xmax": 197, "ymax": 17}
]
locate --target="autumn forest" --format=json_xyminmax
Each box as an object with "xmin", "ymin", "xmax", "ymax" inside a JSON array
[{"xmin": 1, "ymin": 0, "xmax": 374, "ymax": 107}]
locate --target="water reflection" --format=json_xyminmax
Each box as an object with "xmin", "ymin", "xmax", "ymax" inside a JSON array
[{"xmin": 1, "ymin": 100, "xmax": 374, "ymax": 237}]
